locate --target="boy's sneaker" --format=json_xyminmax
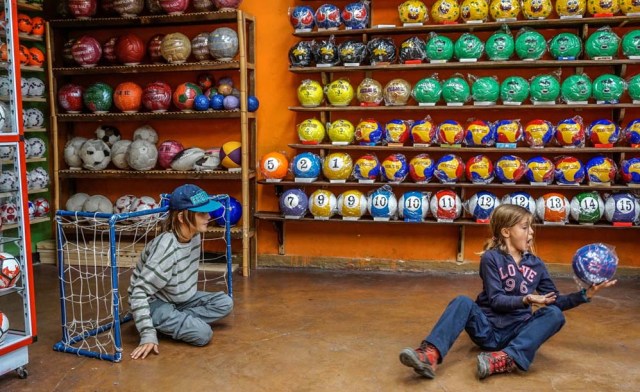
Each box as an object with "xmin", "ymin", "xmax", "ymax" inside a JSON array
[
  {"xmin": 399, "ymin": 342, "xmax": 439, "ymax": 379},
  {"xmin": 477, "ymin": 351, "xmax": 516, "ymax": 379}
]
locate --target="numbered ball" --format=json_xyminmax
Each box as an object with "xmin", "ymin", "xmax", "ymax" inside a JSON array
[
  {"xmin": 291, "ymin": 152, "xmax": 322, "ymax": 180},
  {"xmin": 604, "ymin": 193, "xmax": 640, "ymax": 223},
  {"xmin": 465, "ymin": 191, "xmax": 500, "ymax": 220},
  {"xmin": 322, "ymin": 152, "xmax": 353, "ymax": 181},
  {"xmin": 367, "ymin": 188, "xmax": 398, "ymax": 219},
  {"xmin": 430, "ymin": 190, "xmax": 462, "ymax": 221},
  {"xmin": 570, "ymin": 192, "xmax": 605, "ymax": 224},
  {"xmin": 337, "ymin": 190, "xmax": 368, "ymax": 219},
  {"xmin": 502, "ymin": 192, "xmax": 536, "ymax": 215},
  {"xmin": 536, "ymin": 193, "xmax": 570, "ymax": 223},
  {"xmin": 308, "ymin": 190, "xmax": 338, "ymax": 219},
  {"xmin": 399, "ymin": 191, "xmax": 430, "ymax": 222},
  {"xmin": 260, "ymin": 151, "xmax": 289, "ymax": 180},
  {"xmin": 279, "ymin": 189, "xmax": 308, "ymax": 218}
]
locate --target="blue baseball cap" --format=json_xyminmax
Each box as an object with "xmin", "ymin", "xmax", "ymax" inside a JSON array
[{"xmin": 170, "ymin": 184, "xmax": 222, "ymax": 212}]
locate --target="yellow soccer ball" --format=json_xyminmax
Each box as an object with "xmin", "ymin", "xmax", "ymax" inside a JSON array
[
  {"xmin": 325, "ymin": 79, "xmax": 354, "ymax": 107},
  {"xmin": 308, "ymin": 189, "xmax": 338, "ymax": 219},
  {"xmin": 322, "ymin": 152, "xmax": 353, "ymax": 181},
  {"xmin": 297, "ymin": 118, "xmax": 326, "ymax": 144},
  {"xmin": 555, "ymin": 0, "xmax": 586, "ymax": 17},
  {"xmin": 431, "ymin": 0, "xmax": 461, "ymax": 23},
  {"xmin": 460, "ymin": 0, "xmax": 489, "ymax": 22},
  {"xmin": 327, "ymin": 119, "xmax": 355, "ymax": 144},
  {"xmin": 398, "ymin": 0, "xmax": 429, "ymax": 23},
  {"xmin": 297, "ymin": 79, "xmax": 324, "ymax": 107},
  {"xmin": 587, "ymin": 0, "xmax": 619, "ymax": 15},
  {"xmin": 337, "ymin": 189, "xmax": 368, "ymax": 218},
  {"xmin": 522, "ymin": 0, "xmax": 552, "ymax": 19},
  {"xmin": 490, "ymin": 0, "xmax": 521, "ymax": 20}
]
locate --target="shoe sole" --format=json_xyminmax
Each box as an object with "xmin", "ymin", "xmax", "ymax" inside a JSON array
[
  {"xmin": 477, "ymin": 353, "xmax": 490, "ymax": 379},
  {"xmin": 399, "ymin": 348, "xmax": 435, "ymax": 379}
]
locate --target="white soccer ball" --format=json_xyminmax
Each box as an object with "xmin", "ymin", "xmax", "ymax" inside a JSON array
[
  {"xmin": 126, "ymin": 139, "xmax": 158, "ymax": 171},
  {"xmin": 21, "ymin": 77, "xmax": 28, "ymax": 97},
  {"xmin": 193, "ymin": 150, "xmax": 221, "ymax": 171},
  {"xmin": 0, "ymin": 103, "xmax": 8, "ymax": 132},
  {"xmin": 114, "ymin": 194, "xmax": 138, "ymax": 214},
  {"xmin": 28, "ymin": 167, "xmax": 50, "ymax": 189},
  {"xmin": 0, "ymin": 311, "xmax": 9, "ymax": 345},
  {"xmin": 79, "ymin": 139, "xmax": 111, "ymax": 171},
  {"xmin": 24, "ymin": 108, "xmax": 44, "ymax": 128},
  {"xmin": 33, "ymin": 197, "xmax": 50, "ymax": 217},
  {"xmin": 64, "ymin": 137, "xmax": 88, "ymax": 168},
  {"xmin": 0, "ymin": 145, "xmax": 15, "ymax": 160},
  {"xmin": 27, "ymin": 138, "xmax": 46, "ymax": 158},
  {"xmin": 27, "ymin": 77, "xmax": 46, "ymax": 97},
  {"xmin": 0, "ymin": 202, "xmax": 18, "ymax": 224},
  {"xmin": 66, "ymin": 193, "xmax": 90, "ymax": 211},
  {"xmin": 131, "ymin": 195, "xmax": 159, "ymax": 220},
  {"xmin": 0, "ymin": 171, "xmax": 17, "ymax": 192},
  {"xmin": 0, "ymin": 76, "xmax": 10, "ymax": 96},
  {"xmin": 0, "ymin": 252, "xmax": 21, "ymax": 290},
  {"xmin": 111, "ymin": 139, "xmax": 132, "ymax": 169},
  {"xmin": 27, "ymin": 200, "xmax": 36, "ymax": 218},
  {"xmin": 170, "ymin": 147, "xmax": 205, "ymax": 171},
  {"xmin": 95, "ymin": 125, "xmax": 121, "ymax": 147},
  {"xmin": 133, "ymin": 125, "xmax": 159, "ymax": 145},
  {"xmin": 83, "ymin": 195, "xmax": 113, "ymax": 214}
]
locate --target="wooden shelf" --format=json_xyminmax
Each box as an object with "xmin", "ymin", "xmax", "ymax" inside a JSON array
[
  {"xmin": 58, "ymin": 169, "xmax": 255, "ymax": 180},
  {"xmin": 255, "ymin": 211, "xmax": 637, "ymax": 229},
  {"xmin": 289, "ymin": 103, "xmax": 639, "ymax": 112},
  {"xmin": 24, "ymin": 127, "xmax": 47, "ymax": 133},
  {"xmin": 0, "ymin": 96, "xmax": 46, "ymax": 103},
  {"xmin": 0, "ymin": 188, "xmax": 48, "ymax": 198},
  {"xmin": 1, "ymin": 63, "xmax": 46, "ymax": 73},
  {"xmin": 49, "ymin": 10, "xmax": 240, "ymax": 29},
  {"xmin": 1, "ymin": 216, "xmax": 50, "ymax": 232},
  {"xmin": 0, "ymin": 31, "xmax": 44, "ymax": 42},
  {"xmin": 52, "ymin": 60, "xmax": 250, "ymax": 76},
  {"xmin": 55, "ymin": 110, "xmax": 245, "ymax": 122}
]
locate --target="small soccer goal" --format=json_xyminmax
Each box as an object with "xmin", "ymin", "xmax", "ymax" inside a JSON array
[{"xmin": 53, "ymin": 194, "xmax": 234, "ymax": 362}]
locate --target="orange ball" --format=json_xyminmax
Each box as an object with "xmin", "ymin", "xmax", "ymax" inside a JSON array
[
  {"xmin": 28, "ymin": 47, "xmax": 45, "ymax": 67},
  {"xmin": 17, "ymin": 14, "xmax": 32, "ymax": 34},
  {"xmin": 113, "ymin": 82, "xmax": 143, "ymax": 113},
  {"xmin": 260, "ymin": 152, "xmax": 289, "ymax": 180},
  {"xmin": 0, "ymin": 44, "xmax": 7, "ymax": 62},
  {"xmin": 30, "ymin": 17, "xmax": 45, "ymax": 36},
  {"xmin": 18, "ymin": 45, "xmax": 30, "ymax": 65}
]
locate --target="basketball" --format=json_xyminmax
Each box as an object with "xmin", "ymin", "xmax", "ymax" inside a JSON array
[
  {"xmin": 430, "ymin": 190, "xmax": 462, "ymax": 221},
  {"xmin": 279, "ymin": 189, "xmax": 308, "ymax": 218},
  {"xmin": 0, "ymin": 252, "xmax": 20, "ymax": 289},
  {"xmin": 115, "ymin": 33, "xmax": 145, "ymax": 65},
  {"xmin": 113, "ymin": 82, "xmax": 143, "ymax": 113},
  {"xmin": 536, "ymin": 193, "xmax": 570, "ymax": 223},
  {"xmin": 308, "ymin": 190, "xmax": 338, "ymax": 219},
  {"xmin": 399, "ymin": 191, "xmax": 430, "ymax": 222},
  {"xmin": 368, "ymin": 187, "xmax": 398, "ymax": 220},
  {"xmin": 337, "ymin": 190, "xmax": 368, "ymax": 219},
  {"xmin": 220, "ymin": 141, "xmax": 242, "ymax": 169},
  {"xmin": 572, "ymin": 243, "xmax": 618, "ymax": 286},
  {"xmin": 260, "ymin": 152, "xmax": 289, "ymax": 180},
  {"xmin": 291, "ymin": 152, "xmax": 322, "ymax": 180}
]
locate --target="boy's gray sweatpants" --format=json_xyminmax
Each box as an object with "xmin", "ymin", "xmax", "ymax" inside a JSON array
[{"xmin": 149, "ymin": 291, "xmax": 233, "ymax": 346}]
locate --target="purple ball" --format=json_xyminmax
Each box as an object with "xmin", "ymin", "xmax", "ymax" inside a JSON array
[
  {"xmin": 223, "ymin": 95, "xmax": 240, "ymax": 110},
  {"xmin": 279, "ymin": 189, "xmax": 309, "ymax": 217},
  {"xmin": 572, "ymin": 243, "xmax": 618, "ymax": 285}
]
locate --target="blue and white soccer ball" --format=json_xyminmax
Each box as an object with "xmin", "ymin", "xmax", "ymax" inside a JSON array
[
  {"xmin": 367, "ymin": 187, "xmax": 398, "ymax": 220},
  {"xmin": 26, "ymin": 137, "xmax": 46, "ymax": 158},
  {"xmin": 501, "ymin": 191, "xmax": 536, "ymax": 215},
  {"xmin": 465, "ymin": 191, "xmax": 500, "ymax": 221},
  {"xmin": 0, "ymin": 76, "xmax": 11, "ymax": 96},
  {"xmin": 24, "ymin": 108, "xmax": 44, "ymax": 128},
  {"xmin": 291, "ymin": 152, "xmax": 322, "ymax": 180},
  {"xmin": 280, "ymin": 188, "xmax": 309, "ymax": 218},
  {"xmin": 28, "ymin": 167, "xmax": 49, "ymax": 189},
  {"xmin": 0, "ymin": 145, "xmax": 15, "ymax": 160},
  {"xmin": 604, "ymin": 193, "xmax": 640, "ymax": 223},
  {"xmin": 398, "ymin": 191, "xmax": 430, "ymax": 222},
  {"xmin": 26, "ymin": 77, "xmax": 46, "ymax": 97},
  {"xmin": 0, "ymin": 171, "xmax": 17, "ymax": 192},
  {"xmin": 27, "ymin": 200, "xmax": 36, "ymax": 218}
]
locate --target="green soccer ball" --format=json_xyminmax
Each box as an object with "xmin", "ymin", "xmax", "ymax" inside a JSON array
[
  {"xmin": 500, "ymin": 76, "xmax": 530, "ymax": 103},
  {"xmin": 585, "ymin": 29, "xmax": 620, "ymax": 59},
  {"xmin": 592, "ymin": 74, "xmax": 626, "ymax": 102},
  {"xmin": 442, "ymin": 76, "xmax": 470, "ymax": 103},
  {"xmin": 412, "ymin": 77, "xmax": 443, "ymax": 104},
  {"xmin": 454, "ymin": 33, "xmax": 484, "ymax": 60},
  {"xmin": 549, "ymin": 33, "xmax": 582, "ymax": 59},
  {"xmin": 622, "ymin": 30, "xmax": 640, "ymax": 58},
  {"xmin": 83, "ymin": 82, "xmax": 113, "ymax": 113},
  {"xmin": 485, "ymin": 31, "xmax": 514, "ymax": 61},
  {"xmin": 628, "ymin": 74, "xmax": 640, "ymax": 101},
  {"xmin": 515, "ymin": 30, "xmax": 546, "ymax": 60},
  {"xmin": 426, "ymin": 35, "xmax": 454, "ymax": 61},
  {"xmin": 561, "ymin": 74, "xmax": 592, "ymax": 102},
  {"xmin": 472, "ymin": 77, "xmax": 500, "ymax": 102},
  {"xmin": 530, "ymin": 75, "xmax": 560, "ymax": 102}
]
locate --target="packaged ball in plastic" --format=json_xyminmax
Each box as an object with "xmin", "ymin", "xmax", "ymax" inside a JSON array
[
  {"xmin": 325, "ymin": 79, "xmax": 354, "ymax": 106},
  {"xmin": 620, "ymin": 0, "xmax": 640, "ymax": 14},
  {"xmin": 522, "ymin": 0, "xmax": 552, "ymax": 18},
  {"xmin": 622, "ymin": 30, "xmax": 640, "ymax": 58},
  {"xmin": 72, "ymin": 35, "xmax": 102, "ymax": 67},
  {"xmin": 620, "ymin": 157, "xmax": 640, "ymax": 184},
  {"xmin": 454, "ymin": 33, "xmax": 484, "ymax": 60},
  {"xmin": 495, "ymin": 119, "xmax": 522, "ymax": 144},
  {"xmin": 279, "ymin": 189, "xmax": 308, "ymax": 218},
  {"xmin": 585, "ymin": 28, "xmax": 620, "ymax": 59},
  {"xmin": 289, "ymin": 41, "xmax": 314, "ymax": 67},
  {"xmin": 410, "ymin": 118, "xmax": 437, "ymax": 145},
  {"xmin": 570, "ymin": 191, "xmax": 605, "ymax": 224},
  {"xmin": 471, "ymin": 76, "xmax": 500, "ymax": 104},
  {"xmin": 342, "ymin": 2, "xmax": 369, "ymax": 29},
  {"xmin": 356, "ymin": 78, "xmax": 383, "ymax": 106},
  {"xmin": 82, "ymin": 82, "xmax": 112, "ymax": 113},
  {"xmin": 604, "ymin": 193, "xmax": 640, "ymax": 223},
  {"xmin": 554, "ymin": 156, "xmax": 585, "ymax": 184},
  {"xmin": 208, "ymin": 27, "xmax": 239, "ymax": 61},
  {"xmin": 172, "ymin": 82, "xmax": 201, "ymax": 112},
  {"xmin": 592, "ymin": 74, "xmax": 626, "ymax": 103},
  {"xmin": 399, "ymin": 36, "xmax": 427, "ymax": 63},
  {"xmin": 523, "ymin": 119, "xmax": 554, "ymax": 147},
  {"xmin": 412, "ymin": 77, "xmax": 442, "ymax": 105},
  {"xmin": 367, "ymin": 186, "xmax": 398, "ymax": 220},
  {"xmin": 157, "ymin": 140, "xmax": 184, "ymax": 169},
  {"xmin": 442, "ymin": 76, "xmax": 470, "ymax": 104},
  {"xmin": 572, "ymin": 243, "xmax": 618, "ymax": 286},
  {"xmin": 465, "ymin": 191, "xmax": 500, "ymax": 221},
  {"xmin": 313, "ymin": 37, "xmax": 340, "ymax": 66},
  {"xmin": 502, "ymin": 191, "xmax": 536, "ymax": 214},
  {"xmin": 624, "ymin": 119, "xmax": 640, "ymax": 145},
  {"xmin": 399, "ymin": 191, "xmax": 430, "ymax": 222},
  {"xmin": 352, "ymin": 154, "xmax": 380, "ymax": 181},
  {"xmin": 526, "ymin": 156, "xmax": 555, "ymax": 184},
  {"xmin": 461, "ymin": 0, "xmax": 489, "ymax": 22},
  {"xmin": 430, "ymin": 190, "xmax": 462, "ymax": 221},
  {"xmin": 383, "ymin": 79, "xmax": 411, "ymax": 106},
  {"xmin": 437, "ymin": 120, "xmax": 464, "ymax": 145},
  {"xmin": 292, "ymin": 152, "xmax": 322, "ymax": 181},
  {"xmin": 549, "ymin": 32, "xmax": 582, "ymax": 60},
  {"xmin": 367, "ymin": 38, "xmax": 397, "ymax": 65},
  {"xmin": 515, "ymin": 29, "xmax": 546, "ymax": 60},
  {"xmin": 143, "ymin": 81, "xmax": 172, "ymax": 112},
  {"xmin": 465, "ymin": 154, "xmax": 494, "ymax": 184},
  {"xmin": 328, "ymin": 119, "xmax": 355, "ymax": 144},
  {"xmin": 297, "ymin": 118, "xmax": 326, "ymax": 145},
  {"xmin": 337, "ymin": 190, "xmax": 368, "ymax": 219},
  {"xmin": 627, "ymin": 74, "xmax": 640, "ymax": 102},
  {"xmin": 587, "ymin": 119, "xmax": 620, "ymax": 145},
  {"xmin": 495, "ymin": 155, "xmax": 527, "ymax": 183},
  {"xmin": 323, "ymin": 152, "xmax": 353, "ymax": 181},
  {"xmin": 289, "ymin": 5, "xmax": 315, "ymax": 30},
  {"xmin": 485, "ymin": 30, "xmax": 514, "ymax": 60},
  {"xmin": 338, "ymin": 40, "xmax": 367, "ymax": 65},
  {"xmin": 380, "ymin": 154, "xmax": 409, "ymax": 183},
  {"xmin": 260, "ymin": 151, "xmax": 289, "ymax": 181},
  {"xmin": 315, "ymin": 4, "xmax": 342, "ymax": 30},
  {"xmin": 425, "ymin": 34, "xmax": 454, "ymax": 62},
  {"xmin": 500, "ymin": 76, "xmax": 529, "ymax": 104},
  {"xmin": 297, "ymin": 79, "xmax": 324, "ymax": 107},
  {"xmin": 355, "ymin": 118, "xmax": 383, "ymax": 145},
  {"xmin": 398, "ymin": 0, "xmax": 428, "ymax": 23},
  {"xmin": 555, "ymin": 116, "xmax": 585, "ymax": 147},
  {"xmin": 434, "ymin": 154, "xmax": 465, "ymax": 183},
  {"xmin": 490, "ymin": 0, "xmax": 520, "ymax": 20},
  {"xmin": 431, "ymin": 0, "xmax": 461, "ymax": 23},
  {"xmin": 561, "ymin": 74, "xmax": 592, "ymax": 103},
  {"xmin": 58, "ymin": 83, "xmax": 85, "ymax": 113},
  {"xmin": 536, "ymin": 193, "xmax": 570, "ymax": 223},
  {"xmin": 585, "ymin": 156, "xmax": 617, "ymax": 184},
  {"xmin": 464, "ymin": 120, "xmax": 495, "ymax": 146},
  {"xmin": 556, "ymin": 0, "xmax": 586, "ymax": 17},
  {"xmin": 385, "ymin": 119, "xmax": 410, "ymax": 144},
  {"xmin": 530, "ymin": 74, "xmax": 560, "ymax": 103},
  {"xmin": 308, "ymin": 189, "xmax": 338, "ymax": 219},
  {"xmin": 409, "ymin": 154, "xmax": 435, "ymax": 183}
]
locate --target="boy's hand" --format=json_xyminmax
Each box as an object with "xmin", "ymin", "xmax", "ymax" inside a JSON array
[
  {"xmin": 524, "ymin": 292, "xmax": 557, "ymax": 305},
  {"xmin": 131, "ymin": 343, "xmax": 159, "ymax": 360},
  {"xmin": 586, "ymin": 280, "xmax": 617, "ymax": 299}
]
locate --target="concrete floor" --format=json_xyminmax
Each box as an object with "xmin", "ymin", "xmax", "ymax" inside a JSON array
[{"xmin": 1, "ymin": 265, "xmax": 639, "ymax": 391}]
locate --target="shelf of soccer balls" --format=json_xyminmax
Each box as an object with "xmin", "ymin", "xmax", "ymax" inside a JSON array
[
  {"xmin": 0, "ymin": 1, "xmax": 43, "ymax": 13},
  {"xmin": 52, "ymin": 60, "xmax": 247, "ymax": 76}
]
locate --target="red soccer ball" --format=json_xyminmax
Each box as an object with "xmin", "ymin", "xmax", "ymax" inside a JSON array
[
  {"xmin": 213, "ymin": 0, "xmax": 242, "ymax": 10},
  {"xmin": 72, "ymin": 35, "xmax": 102, "ymax": 67},
  {"xmin": 113, "ymin": 0, "xmax": 144, "ymax": 17},
  {"xmin": 147, "ymin": 34, "xmax": 165, "ymax": 64},
  {"xmin": 159, "ymin": 0, "xmax": 189, "ymax": 15},
  {"xmin": 58, "ymin": 84, "xmax": 85, "ymax": 113},
  {"xmin": 142, "ymin": 81, "xmax": 172, "ymax": 112},
  {"xmin": 115, "ymin": 33, "xmax": 145, "ymax": 65},
  {"xmin": 67, "ymin": 0, "xmax": 98, "ymax": 19},
  {"xmin": 197, "ymin": 73, "xmax": 215, "ymax": 91},
  {"xmin": 113, "ymin": 82, "xmax": 143, "ymax": 113},
  {"xmin": 63, "ymin": 38, "xmax": 77, "ymax": 66},
  {"xmin": 172, "ymin": 82, "xmax": 203, "ymax": 111},
  {"xmin": 102, "ymin": 36, "xmax": 118, "ymax": 64},
  {"xmin": 157, "ymin": 140, "xmax": 185, "ymax": 169}
]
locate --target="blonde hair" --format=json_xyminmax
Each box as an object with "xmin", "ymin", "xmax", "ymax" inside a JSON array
[
  {"xmin": 481, "ymin": 204, "xmax": 536, "ymax": 255},
  {"xmin": 162, "ymin": 209, "xmax": 199, "ymax": 243}
]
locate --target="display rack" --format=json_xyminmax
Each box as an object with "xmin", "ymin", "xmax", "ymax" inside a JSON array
[{"xmin": 46, "ymin": 10, "xmax": 257, "ymax": 275}]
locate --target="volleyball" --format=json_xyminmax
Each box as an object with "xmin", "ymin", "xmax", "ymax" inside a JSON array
[
  {"xmin": 585, "ymin": 156, "xmax": 617, "ymax": 184},
  {"xmin": 587, "ymin": 119, "xmax": 620, "ymax": 145},
  {"xmin": 502, "ymin": 191, "xmax": 536, "ymax": 215},
  {"xmin": 323, "ymin": 152, "xmax": 353, "ymax": 181},
  {"xmin": 398, "ymin": 191, "xmax": 430, "ymax": 222},
  {"xmin": 113, "ymin": 82, "xmax": 143, "ymax": 113},
  {"xmin": 526, "ymin": 156, "xmax": 555, "ymax": 184},
  {"xmin": 308, "ymin": 190, "xmax": 338, "ymax": 219},
  {"xmin": 220, "ymin": 141, "xmax": 242, "ymax": 169},
  {"xmin": 367, "ymin": 187, "xmax": 398, "ymax": 220},
  {"xmin": 624, "ymin": 119, "xmax": 640, "ymax": 145},
  {"xmin": 494, "ymin": 155, "xmax": 527, "ymax": 183},
  {"xmin": 409, "ymin": 154, "xmax": 435, "ymax": 183},
  {"xmin": 464, "ymin": 120, "xmax": 495, "ymax": 146},
  {"xmin": 355, "ymin": 118, "xmax": 383, "ymax": 146},
  {"xmin": 297, "ymin": 118, "xmax": 326, "ymax": 144},
  {"xmin": 328, "ymin": 120, "xmax": 355, "ymax": 144},
  {"xmin": 437, "ymin": 120, "xmax": 464, "ymax": 145},
  {"xmin": 297, "ymin": 80, "xmax": 324, "ymax": 107},
  {"xmin": 430, "ymin": 190, "xmax": 462, "ymax": 221},
  {"xmin": 536, "ymin": 193, "xmax": 570, "ymax": 223},
  {"xmin": 523, "ymin": 119, "xmax": 554, "ymax": 147},
  {"xmin": 337, "ymin": 190, "xmax": 368, "ymax": 219},
  {"xmin": 495, "ymin": 119, "xmax": 522, "ymax": 144},
  {"xmin": 604, "ymin": 193, "xmax": 640, "ymax": 223},
  {"xmin": 410, "ymin": 118, "xmax": 437, "ymax": 145},
  {"xmin": 465, "ymin": 155, "xmax": 494, "ymax": 184},
  {"xmin": 260, "ymin": 152, "xmax": 289, "ymax": 180},
  {"xmin": 279, "ymin": 189, "xmax": 308, "ymax": 218},
  {"xmin": 353, "ymin": 154, "xmax": 381, "ymax": 181},
  {"xmin": 385, "ymin": 119, "xmax": 410, "ymax": 144},
  {"xmin": 434, "ymin": 154, "xmax": 465, "ymax": 183},
  {"xmin": 555, "ymin": 116, "xmax": 585, "ymax": 147},
  {"xmin": 620, "ymin": 157, "xmax": 640, "ymax": 184},
  {"xmin": 465, "ymin": 191, "xmax": 500, "ymax": 221},
  {"xmin": 554, "ymin": 156, "xmax": 586, "ymax": 184},
  {"xmin": 572, "ymin": 243, "xmax": 618, "ymax": 286},
  {"xmin": 291, "ymin": 152, "xmax": 322, "ymax": 180},
  {"xmin": 570, "ymin": 192, "xmax": 605, "ymax": 224},
  {"xmin": 0, "ymin": 253, "xmax": 20, "ymax": 289}
]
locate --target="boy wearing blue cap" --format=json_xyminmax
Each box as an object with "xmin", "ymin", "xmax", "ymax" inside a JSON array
[{"xmin": 129, "ymin": 184, "xmax": 234, "ymax": 360}]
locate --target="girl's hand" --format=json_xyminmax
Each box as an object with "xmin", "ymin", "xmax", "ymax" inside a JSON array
[
  {"xmin": 131, "ymin": 343, "xmax": 159, "ymax": 360},
  {"xmin": 586, "ymin": 280, "xmax": 617, "ymax": 299},
  {"xmin": 524, "ymin": 292, "xmax": 557, "ymax": 306}
]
